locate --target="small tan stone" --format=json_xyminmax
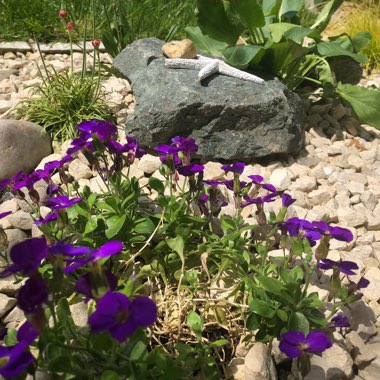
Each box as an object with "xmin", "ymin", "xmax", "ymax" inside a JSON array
[{"xmin": 162, "ymin": 39, "xmax": 197, "ymax": 59}]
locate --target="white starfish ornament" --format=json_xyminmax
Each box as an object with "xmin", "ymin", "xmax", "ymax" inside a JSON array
[{"xmin": 164, "ymin": 54, "xmax": 265, "ymax": 85}]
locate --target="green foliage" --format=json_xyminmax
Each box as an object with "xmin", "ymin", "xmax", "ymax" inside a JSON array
[
  {"xmin": 0, "ymin": 0, "xmax": 196, "ymax": 52},
  {"xmin": 19, "ymin": 69, "xmax": 113, "ymax": 141},
  {"xmin": 188, "ymin": 0, "xmax": 380, "ymax": 129}
]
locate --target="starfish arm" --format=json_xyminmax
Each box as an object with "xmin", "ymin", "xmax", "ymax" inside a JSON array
[
  {"xmin": 198, "ymin": 60, "xmax": 220, "ymax": 81},
  {"xmin": 164, "ymin": 58, "xmax": 204, "ymax": 70},
  {"xmin": 219, "ymin": 62, "xmax": 265, "ymax": 84}
]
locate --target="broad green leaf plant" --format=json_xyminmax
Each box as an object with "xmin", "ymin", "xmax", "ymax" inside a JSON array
[{"xmin": 186, "ymin": 0, "xmax": 380, "ymax": 129}]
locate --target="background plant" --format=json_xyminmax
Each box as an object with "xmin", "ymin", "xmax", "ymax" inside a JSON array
[
  {"xmin": 186, "ymin": 0, "xmax": 380, "ymax": 129},
  {"xmin": 0, "ymin": 0, "xmax": 196, "ymax": 48}
]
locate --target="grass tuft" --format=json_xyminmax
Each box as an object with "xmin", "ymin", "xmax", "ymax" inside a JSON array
[{"xmin": 20, "ymin": 69, "xmax": 114, "ymax": 142}]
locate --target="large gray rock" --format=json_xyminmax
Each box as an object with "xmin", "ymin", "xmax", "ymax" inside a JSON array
[
  {"xmin": 0, "ymin": 120, "xmax": 52, "ymax": 180},
  {"xmin": 113, "ymin": 38, "xmax": 305, "ymax": 161}
]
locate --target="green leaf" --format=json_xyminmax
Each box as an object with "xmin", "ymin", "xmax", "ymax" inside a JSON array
[
  {"xmin": 311, "ymin": 0, "xmax": 344, "ymax": 33},
  {"xmin": 148, "ymin": 176, "xmax": 165, "ymax": 194},
  {"xmin": 262, "ymin": 0, "xmax": 281, "ymax": 17},
  {"xmin": 105, "ymin": 214, "xmax": 126, "ymax": 239},
  {"xmin": 210, "ymin": 339, "xmax": 229, "ymax": 347},
  {"xmin": 291, "ymin": 237, "xmax": 304, "ymax": 256},
  {"xmin": 185, "ymin": 26, "xmax": 228, "ymax": 57},
  {"xmin": 87, "ymin": 193, "xmax": 98, "ymax": 208},
  {"xmin": 246, "ymin": 313, "xmax": 260, "ymax": 330},
  {"xmin": 337, "ymin": 83, "xmax": 380, "ymax": 129},
  {"xmin": 167, "ymin": 236, "xmax": 185, "ymax": 264},
  {"xmin": 222, "ymin": 45, "xmax": 264, "ymax": 69},
  {"xmin": 268, "ymin": 23, "xmax": 311, "ymax": 43},
  {"xmin": 249, "ymin": 299, "xmax": 276, "ymax": 318},
  {"xmin": 277, "ymin": 309, "xmax": 288, "ymax": 322},
  {"xmin": 256, "ymin": 274, "xmax": 283, "ymax": 295},
  {"xmin": 48, "ymin": 356, "xmax": 73, "ymax": 372},
  {"xmin": 289, "ymin": 311, "xmax": 310, "ymax": 334},
  {"xmin": 100, "ymin": 370, "xmax": 120, "ymax": 380},
  {"xmin": 230, "ymin": 0, "xmax": 265, "ymax": 28},
  {"xmin": 130, "ymin": 340, "xmax": 148, "ymax": 361},
  {"xmin": 317, "ymin": 41, "xmax": 367, "ymax": 64},
  {"xmin": 196, "ymin": 0, "xmax": 243, "ymax": 45},
  {"xmin": 279, "ymin": 0, "xmax": 303, "ymax": 18},
  {"xmin": 350, "ymin": 32, "xmax": 372, "ymax": 52},
  {"xmin": 84, "ymin": 217, "xmax": 98, "ymax": 236},
  {"xmin": 134, "ymin": 218, "xmax": 155, "ymax": 234},
  {"xmin": 4, "ymin": 328, "xmax": 18, "ymax": 346},
  {"xmin": 187, "ymin": 310, "xmax": 204, "ymax": 339}
]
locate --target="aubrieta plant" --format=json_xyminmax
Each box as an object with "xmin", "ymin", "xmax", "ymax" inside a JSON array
[{"xmin": 0, "ymin": 120, "xmax": 368, "ymax": 379}]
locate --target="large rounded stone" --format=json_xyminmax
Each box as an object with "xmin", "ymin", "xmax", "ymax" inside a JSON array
[
  {"xmin": 0, "ymin": 120, "xmax": 52, "ymax": 180},
  {"xmin": 114, "ymin": 38, "xmax": 305, "ymax": 162}
]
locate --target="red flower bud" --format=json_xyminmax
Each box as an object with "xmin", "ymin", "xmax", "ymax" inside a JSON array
[
  {"xmin": 66, "ymin": 22, "xmax": 74, "ymax": 31},
  {"xmin": 58, "ymin": 9, "xmax": 67, "ymax": 18},
  {"xmin": 91, "ymin": 39, "xmax": 101, "ymax": 49}
]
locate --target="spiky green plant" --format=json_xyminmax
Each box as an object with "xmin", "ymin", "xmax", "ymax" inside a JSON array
[{"xmin": 21, "ymin": 69, "xmax": 114, "ymax": 142}]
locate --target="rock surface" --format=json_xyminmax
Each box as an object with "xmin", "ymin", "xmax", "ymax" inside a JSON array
[
  {"xmin": 0, "ymin": 120, "xmax": 52, "ymax": 180},
  {"xmin": 113, "ymin": 38, "xmax": 305, "ymax": 161}
]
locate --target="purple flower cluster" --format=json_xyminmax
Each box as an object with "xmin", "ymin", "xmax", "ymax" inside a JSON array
[
  {"xmin": 0, "ymin": 321, "xmax": 38, "ymax": 378},
  {"xmin": 281, "ymin": 217, "xmax": 353, "ymax": 246},
  {"xmin": 154, "ymin": 137, "xmax": 204, "ymax": 177}
]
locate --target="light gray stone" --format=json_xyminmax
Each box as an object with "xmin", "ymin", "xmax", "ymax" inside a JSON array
[
  {"xmin": 350, "ymin": 301, "xmax": 377, "ymax": 341},
  {"xmin": 358, "ymin": 343, "xmax": 380, "ymax": 380},
  {"xmin": 337, "ymin": 207, "xmax": 367, "ymax": 227},
  {"xmin": 290, "ymin": 176, "xmax": 317, "ymax": 192},
  {"xmin": 7, "ymin": 210, "xmax": 33, "ymax": 230},
  {"xmin": 361, "ymin": 268, "xmax": 380, "ymax": 302},
  {"xmin": 0, "ymin": 294, "xmax": 17, "ymax": 317},
  {"xmin": 0, "ymin": 120, "xmax": 51, "ymax": 180},
  {"xmin": 346, "ymin": 330, "xmax": 377, "ymax": 366},
  {"xmin": 269, "ymin": 168, "xmax": 292, "ymax": 191},
  {"xmin": 70, "ymin": 302, "xmax": 88, "ymax": 327},
  {"xmin": 244, "ymin": 343, "xmax": 277, "ymax": 380},
  {"xmin": 68, "ymin": 158, "xmax": 93, "ymax": 180},
  {"xmin": 4, "ymin": 229, "xmax": 28, "ymax": 247},
  {"xmin": 137, "ymin": 154, "xmax": 161, "ymax": 174}
]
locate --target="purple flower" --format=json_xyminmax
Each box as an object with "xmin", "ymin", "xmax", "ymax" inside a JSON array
[
  {"xmin": 88, "ymin": 291, "xmax": 157, "ymax": 342},
  {"xmin": 248, "ymin": 175, "xmax": 276, "ymax": 192},
  {"xmin": 12, "ymin": 171, "xmax": 40, "ymax": 191},
  {"xmin": 248, "ymin": 175, "xmax": 264, "ymax": 184},
  {"xmin": 0, "ymin": 211, "xmax": 12, "ymax": 219},
  {"xmin": 282, "ymin": 193, "xmax": 296, "ymax": 207},
  {"xmin": 356, "ymin": 276, "xmax": 370, "ymax": 289},
  {"xmin": 0, "ymin": 178, "xmax": 10, "ymax": 192},
  {"xmin": 75, "ymin": 271, "xmax": 118, "ymax": 302},
  {"xmin": 171, "ymin": 136, "xmax": 198, "ymax": 156},
  {"xmin": 318, "ymin": 259, "xmax": 359, "ymax": 276},
  {"xmin": 17, "ymin": 277, "xmax": 49, "ymax": 314},
  {"xmin": 221, "ymin": 162, "xmax": 245, "ymax": 174},
  {"xmin": 76, "ymin": 120, "xmax": 117, "ymax": 142},
  {"xmin": 153, "ymin": 144, "xmax": 179, "ymax": 155},
  {"xmin": 46, "ymin": 185, "xmax": 60, "ymax": 196},
  {"xmin": 64, "ymin": 241, "xmax": 123, "ymax": 273},
  {"xmin": 34, "ymin": 212, "xmax": 59, "ymax": 226},
  {"xmin": 312, "ymin": 221, "xmax": 353, "ymax": 242},
  {"xmin": 45, "ymin": 195, "xmax": 82, "ymax": 210},
  {"xmin": 0, "ymin": 237, "xmax": 47, "ymax": 278},
  {"xmin": 241, "ymin": 193, "xmax": 277, "ymax": 208},
  {"xmin": 331, "ymin": 314, "xmax": 350, "ymax": 328},
  {"xmin": 197, "ymin": 194, "xmax": 209, "ymax": 215},
  {"xmin": 203, "ymin": 179, "xmax": 223, "ymax": 187},
  {"xmin": 177, "ymin": 164, "xmax": 204, "ymax": 176},
  {"xmin": 279, "ymin": 331, "xmax": 332, "ymax": 358},
  {"xmin": 49, "ymin": 241, "xmax": 90, "ymax": 256},
  {"xmin": 223, "ymin": 180, "xmax": 248, "ymax": 192},
  {"xmin": 0, "ymin": 341, "xmax": 34, "ymax": 378},
  {"xmin": 17, "ymin": 321, "xmax": 39, "ymax": 345},
  {"xmin": 281, "ymin": 217, "xmax": 321, "ymax": 246}
]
